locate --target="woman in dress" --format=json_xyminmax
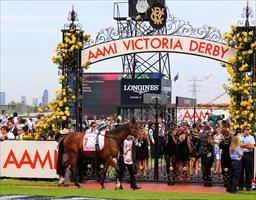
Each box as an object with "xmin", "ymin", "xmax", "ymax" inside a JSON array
[
  {"xmin": 213, "ymin": 125, "xmax": 224, "ymax": 174},
  {"xmin": 165, "ymin": 126, "xmax": 178, "ymax": 184},
  {"xmin": 190, "ymin": 125, "xmax": 201, "ymax": 177},
  {"xmin": 136, "ymin": 130, "xmax": 150, "ymax": 176},
  {"xmin": 176, "ymin": 127, "xmax": 191, "ymax": 182}
]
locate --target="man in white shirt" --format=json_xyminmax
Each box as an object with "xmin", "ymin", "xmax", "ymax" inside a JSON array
[
  {"xmin": 239, "ymin": 125, "xmax": 255, "ymax": 191},
  {"xmin": 85, "ymin": 122, "xmax": 98, "ymax": 135},
  {"xmin": 116, "ymin": 135, "xmax": 140, "ymax": 190}
]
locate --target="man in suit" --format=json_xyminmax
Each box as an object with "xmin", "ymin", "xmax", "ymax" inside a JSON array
[{"xmin": 7, "ymin": 120, "xmax": 18, "ymax": 138}]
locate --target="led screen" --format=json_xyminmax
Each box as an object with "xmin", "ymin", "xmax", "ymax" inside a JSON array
[{"xmin": 82, "ymin": 73, "xmax": 122, "ymax": 119}]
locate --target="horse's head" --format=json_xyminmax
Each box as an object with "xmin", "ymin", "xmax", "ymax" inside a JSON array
[{"xmin": 128, "ymin": 118, "xmax": 146, "ymax": 140}]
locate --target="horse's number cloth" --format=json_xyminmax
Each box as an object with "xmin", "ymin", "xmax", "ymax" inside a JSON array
[{"xmin": 83, "ymin": 131, "xmax": 105, "ymax": 151}]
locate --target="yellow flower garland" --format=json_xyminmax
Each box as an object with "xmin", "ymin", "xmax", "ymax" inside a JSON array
[
  {"xmin": 33, "ymin": 29, "xmax": 91, "ymax": 139},
  {"xmin": 222, "ymin": 25, "xmax": 256, "ymax": 136}
]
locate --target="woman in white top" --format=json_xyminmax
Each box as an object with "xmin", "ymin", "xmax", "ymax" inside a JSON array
[{"xmin": 213, "ymin": 125, "xmax": 224, "ymax": 174}]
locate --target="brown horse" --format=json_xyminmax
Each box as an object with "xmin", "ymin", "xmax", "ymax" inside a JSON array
[{"xmin": 57, "ymin": 119, "xmax": 145, "ymax": 188}]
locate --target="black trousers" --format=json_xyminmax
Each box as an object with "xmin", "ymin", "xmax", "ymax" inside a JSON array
[
  {"xmin": 201, "ymin": 155, "xmax": 213, "ymax": 185},
  {"xmin": 221, "ymin": 157, "xmax": 231, "ymax": 186},
  {"xmin": 118, "ymin": 159, "xmax": 137, "ymax": 188},
  {"xmin": 227, "ymin": 160, "xmax": 241, "ymax": 193},
  {"xmin": 239, "ymin": 152, "xmax": 254, "ymax": 189},
  {"xmin": 158, "ymin": 137, "xmax": 165, "ymax": 158}
]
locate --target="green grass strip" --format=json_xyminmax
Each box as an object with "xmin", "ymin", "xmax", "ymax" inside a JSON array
[{"xmin": 0, "ymin": 179, "xmax": 255, "ymax": 200}]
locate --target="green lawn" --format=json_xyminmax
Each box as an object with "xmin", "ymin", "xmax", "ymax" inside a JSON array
[{"xmin": 0, "ymin": 179, "xmax": 255, "ymax": 199}]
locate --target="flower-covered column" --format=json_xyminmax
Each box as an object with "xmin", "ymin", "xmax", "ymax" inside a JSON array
[
  {"xmin": 57, "ymin": 8, "xmax": 90, "ymax": 131},
  {"xmin": 223, "ymin": 25, "xmax": 256, "ymax": 135},
  {"xmin": 34, "ymin": 8, "xmax": 90, "ymax": 139}
]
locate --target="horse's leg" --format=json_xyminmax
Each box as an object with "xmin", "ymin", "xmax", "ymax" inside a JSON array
[
  {"xmin": 106, "ymin": 157, "xmax": 122, "ymax": 189},
  {"xmin": 69, "ymin": 152, "xmax": 80, "ymax": 187},
  {"xmin": 58, "ymin": 160, "xmax": 69, "ymax": 186},
  {"xmin": 100, "ymin": 161, "xmax": 109, "ymax": 189}
]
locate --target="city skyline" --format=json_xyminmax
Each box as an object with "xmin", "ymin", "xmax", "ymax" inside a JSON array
[
  {"xmin": 1, "ymin": 0, "xmax": 256, "ymax": 105},
  {"xmin": 0, "ymin": 90, "xmax": 48, "ymax": 106}
]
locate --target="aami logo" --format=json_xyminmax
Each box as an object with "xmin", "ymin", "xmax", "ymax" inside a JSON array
[
  {"xmin": 182, "ymin": 110, "xmax": 209, "ymax": 122},
  {"xmin": 3, "ymin": 149, "xmax": 58, "ymax": 169}
]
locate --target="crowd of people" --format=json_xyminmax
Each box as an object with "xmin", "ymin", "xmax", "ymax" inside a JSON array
[
  {"xmin": 0, "ymin": 110, "xmax": 35, "ymax": 140},
  {"xmin": 163, "ymin": 120, "xmax": 255, "ymax": 194},
  {"xmin": 1, "ymin": 109, "xmax": 255, "ymax": 193},
  {"xmin": 80, "ymin": 113, "xmax": 256, "ymax": 193}
]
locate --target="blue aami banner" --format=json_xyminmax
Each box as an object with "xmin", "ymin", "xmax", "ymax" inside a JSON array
[{"xmin": 121, "ymin": 79, "xmax": 161, "ymax": 106}]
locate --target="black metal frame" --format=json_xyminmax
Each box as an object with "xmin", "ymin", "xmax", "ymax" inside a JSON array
[{"xmin": 61, "ymin": 7, "xmax": 83, "ymax": 131}]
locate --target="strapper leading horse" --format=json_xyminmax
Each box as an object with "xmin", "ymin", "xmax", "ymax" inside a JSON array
[{"xmin": 57, "ymin": 119, "xmax": 145, "ymax": 188}]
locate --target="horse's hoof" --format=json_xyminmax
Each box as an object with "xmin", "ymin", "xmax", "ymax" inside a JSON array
[{"xmin": 75, "ymin": 183, "xmax": 80, "ymax": 188}]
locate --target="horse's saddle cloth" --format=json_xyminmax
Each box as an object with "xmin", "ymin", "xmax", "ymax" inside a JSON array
[{"xmin": 83, "ymin": 131, "xmax": 105, "ymax": 151}]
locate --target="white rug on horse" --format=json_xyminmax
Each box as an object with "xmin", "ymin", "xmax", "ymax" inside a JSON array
[{"xmin": 83, "ymin": 131, "xmax": 105, "ymax": 151}]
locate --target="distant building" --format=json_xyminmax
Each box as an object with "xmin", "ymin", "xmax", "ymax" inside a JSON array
[
  {"xmin": 32, "ymin": 97, "xmax": 39, "ymax": 107},
  {"xmin": 42, "ymin": 89, "xmax": 49, "ymax": 106},
  {"xmin": 0, "ymin": 92, "xmax": 6, "ymax": 105},
  {"xmin": 21, "ymin": 96, "xmax": 27, "ymax": 105}
]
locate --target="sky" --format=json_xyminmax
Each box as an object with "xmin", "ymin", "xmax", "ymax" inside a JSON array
[{"xmin": 1, "ymin": 0, "xmax": 256, "ymax": 105}]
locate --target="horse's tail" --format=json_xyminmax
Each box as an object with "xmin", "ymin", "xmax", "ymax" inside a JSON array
[{"xmin": 56, "ymin": 137, "xmax": 64, "ymax": 175}]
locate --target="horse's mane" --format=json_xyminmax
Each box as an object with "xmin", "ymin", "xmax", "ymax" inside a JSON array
[{"xmin": 106, "ymin": 123, "xmax": 130, "ymax": 135}]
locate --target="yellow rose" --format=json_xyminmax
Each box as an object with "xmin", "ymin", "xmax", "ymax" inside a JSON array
[
  {"xmin": 243, "ymin": 89, "xmax": 249, "ymax": 94},
  {"xmin": 62, "ymin": 116, "xmax": 67, "ymax": 121},
  {"xmin": 65, "ymin": 110, "xmax": 70, "ymax": 116},
  {"xmin": 52, "ymin": 56, "xmax": 57, "ymax": 64},
  {"xmin": 242, "ymin": 32, "xmax": 248, "ymax": 37},
  {"xmin": 240, "ymin": 101, "xmax": 247, "ymax": 107},
  {"xmin": 58, "ymin": 101, "xmax": 63, "ymax": 107},
  {"xmin": 228, "ymin": 57, "xmax": 236, "ymax": 63},
  {"xmin": 234, "ymin": 124, "xmax": 239, "ymax": 129},
  {"xmin": 248, "ymin": 50, "xmax": 253, "ymax": 54},
  {"xmin": 249, "ymin": 113, "xmax": 254, "ymax": 121},
  {"xmin": 248, "ymin": 99, "xmax": 254, "ymax": 103}
]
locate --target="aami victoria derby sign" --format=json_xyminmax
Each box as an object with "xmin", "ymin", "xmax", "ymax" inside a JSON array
[
  {"xmin": 121, "ymin": 79, "xmax": 161, "ymax": 106},
  {"xmin": 82, "ymin": 35, "xmax": 235, "ymax": 64}
]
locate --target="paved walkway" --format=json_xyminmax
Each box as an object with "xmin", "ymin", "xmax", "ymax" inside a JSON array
[{"xmin": 54, "ymin": 181, "xmax": 228, "ymax": 194}]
